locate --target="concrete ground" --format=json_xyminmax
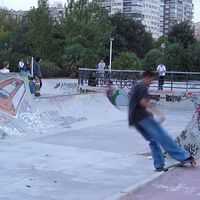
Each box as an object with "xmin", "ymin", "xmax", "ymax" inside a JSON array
[
  {"xmin": 0, "ymin": 108, "xmax": 193, "ymax": 200},
  {"xmin": 125, "ymin": 159, "xmax": 200, "ymax": 200}
]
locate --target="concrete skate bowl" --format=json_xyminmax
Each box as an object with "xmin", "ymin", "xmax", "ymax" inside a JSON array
[{"xmin": 0, "ymin": 74, "xmax": 125, "ymax": 139}]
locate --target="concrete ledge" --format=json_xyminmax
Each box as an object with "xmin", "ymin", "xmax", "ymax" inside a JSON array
[{"xmin": 105, "ymin": 171, "xmax": 165, "ymax": 200}]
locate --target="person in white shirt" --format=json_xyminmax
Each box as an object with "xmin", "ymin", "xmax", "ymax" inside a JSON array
[
  {"xmin": 18, "ymin": 59, "xmax": 25, "ymax": 72},
  {"xmin": 157, "ymin": 63, "xmax": 166, "ymax": 90},
  {"xmin": 97, "ymin": 60, "xmax": 105, "ymax": 84},
  {"xmin": 0, "ymin": 61, "xmax": 10, "ymax": 73}
]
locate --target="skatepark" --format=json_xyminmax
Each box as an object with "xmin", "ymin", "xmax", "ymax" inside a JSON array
[{"xmin": 0, "ymin": 73, "xmax": 200, "ymax": 200}]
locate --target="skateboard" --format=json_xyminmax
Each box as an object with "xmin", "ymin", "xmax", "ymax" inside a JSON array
[
  {"xmin": 163, "ymin": 158, "xmax": 197, "ymax": 172},
  {"xmin": 34, "ymin": 77, "xmax": 41, "ymax": 97}
]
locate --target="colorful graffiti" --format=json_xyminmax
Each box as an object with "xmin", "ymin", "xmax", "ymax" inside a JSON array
[
  {"xmin": 0, "ymin": 78, "xmax": 26, "ymax": 116},
  {"xmin": 175, "ymin": 102, "xmax": 200, "ymax": 157}
]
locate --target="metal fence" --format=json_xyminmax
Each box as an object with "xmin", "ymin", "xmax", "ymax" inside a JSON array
[{"xmin": 78, "ymin": 68, "xmax": 200, "ymax": 91}]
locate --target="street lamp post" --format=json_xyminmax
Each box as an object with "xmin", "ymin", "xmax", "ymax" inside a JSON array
[
  {"xmin": 161, "ymin": 43, "xmax": 166, "ymax": 53},
  {"xmin": 109, "ymin": 37, "xmax": 114, "ymax": 71}
]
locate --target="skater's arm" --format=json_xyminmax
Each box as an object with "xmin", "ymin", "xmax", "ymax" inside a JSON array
[
  {"xmin": 139, "ymin": 98, "xmax": 165, "ymax": 123},
  {"xmin": 147, "ymin": 102, "xmax": 165, "ymax": 123}
]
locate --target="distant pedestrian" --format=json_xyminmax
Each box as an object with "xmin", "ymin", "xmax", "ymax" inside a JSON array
[
  {"xmin": 157, "ymin": 63, "xmax": 166, "ymax": 90},
  {"xmin": 88, "ymin": 71, "xmax": 97, "ymax": 87},
  {"xmin": 128, "ymin": 70, "xmax": 195, "ymax": 171},
  {"xmin": 33, "ymin": 57, "xmax": 42, "ymax": 88},
  {"xmin": 18, "ymin": 59, "xmax": 25, "ymax": 72},
  {"xmin": 97, "ymin": 60, "xmax": 105, "ymax": 77},
  {"xmin": 97, "ymin": 59, "xmax": 105, "ymax": 85},
  {"xmin": 0, "ymin": 61, "xmax": 10, "ymax": 73}
]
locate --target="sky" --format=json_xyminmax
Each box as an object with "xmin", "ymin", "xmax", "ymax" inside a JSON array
[{"xmin": 0, "ymin": 0, "xmax": 200, "ymax": 22}]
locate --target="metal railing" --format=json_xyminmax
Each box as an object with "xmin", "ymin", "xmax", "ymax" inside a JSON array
[{"xmin": 78, "ymin": 68, "xmax": 200, "ymax": 91}]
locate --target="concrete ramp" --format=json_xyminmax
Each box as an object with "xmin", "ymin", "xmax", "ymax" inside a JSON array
[{"xmin": 0, "ymin": 74, "xmax": 125, "ymax": 138}]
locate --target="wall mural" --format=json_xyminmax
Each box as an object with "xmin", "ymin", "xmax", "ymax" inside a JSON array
[
  {"xmin": 0, "ymin": 78, "xmax": 26, "ymax": 116},
  {"xmin": 110, "ymin": 87, "xmax": 199, "ymax": 108},
  {"xmin": 175, "ymin": 102, "xmax": 200, "ymax": 157},
  {"xmin": 0, "ymin": 78, "xmax": 123, "ymax": 138}
]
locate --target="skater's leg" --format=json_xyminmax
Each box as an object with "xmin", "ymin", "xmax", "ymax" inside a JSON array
[
  {"xmin": 138, "ymin": 117, "xmax": 190, "ymax": 162},
  {"xmin": 135, "ymin": 124, "xmax": 165, "ymax": 169}
]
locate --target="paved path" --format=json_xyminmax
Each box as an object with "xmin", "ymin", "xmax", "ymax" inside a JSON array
[{"xmin": 125, "ymin": 159, "xmax": 200, "ymax": 200}]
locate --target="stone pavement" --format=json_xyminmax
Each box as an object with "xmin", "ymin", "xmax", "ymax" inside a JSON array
[{"xmin": 123, "ymin": 159, "xmax": 200, "ymax": 200}]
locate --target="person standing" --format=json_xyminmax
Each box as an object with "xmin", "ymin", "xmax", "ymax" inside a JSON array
[
  {"xmin": 0, "ymin": 61, "xmax": 10, "ymax": 73},
  {"xmin": 128, "ymin": 70, "xmax": 195, "ymax": 171},
  {"xmin": 98, "ymin": 60, "xmax": 105, "ymax": 76},
  {"xmin": 157, "ymin": 63, "xmax": 166, "ymax": 90},
  {"xmin": 18, "ymin": 59, "xmax": 25, "ymax": 72},
  {"xmin": 33, "ymin": 57, "xmax": 42, "ymax": 88}
]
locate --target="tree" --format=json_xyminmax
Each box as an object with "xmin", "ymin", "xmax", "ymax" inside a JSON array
[
  {"xmin": 168, "ymin": 21, "xmax": 196, "ymax": 49},
  {"xmin": 163, "ymin": 43, "xmax": 192, "ymax": 71},
  {"xmin": 154, "ymin": 36, "xmax": 169, "ymax": 51},
  {"xmin": 61, "ymin": 0, "xmax": 112, "ymax": 76},
  {"xmin": 142, "ymin": 49, "xmax": 164, "ymax": 70},
  {"xmin": 109, "ymin": 13, "xmax": 153, "ymax": 58},
  {"xmin": 112, "ymin": 52, "xmax": 141, "ymax": 70},
  {"xmin": 189, "ymin": 41, "xmax": 200, "ymax": 71},
  {"xmin": 24, "ymin": 0, "xmax": 54, "ymax": 58}
]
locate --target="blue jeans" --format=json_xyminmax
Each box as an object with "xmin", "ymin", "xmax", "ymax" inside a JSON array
[{"xmin": 135, "ymin": 116, "xmax": 190, "ymax": 168}]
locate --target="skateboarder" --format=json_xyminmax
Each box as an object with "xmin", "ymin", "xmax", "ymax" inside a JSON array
[
  {"xmin": 128, "ymin": 70, "xmax": 195, "ymax": 171},
  {"xmin": 33, "ymin": 57, "xmax": 42, "ymax": 97}
]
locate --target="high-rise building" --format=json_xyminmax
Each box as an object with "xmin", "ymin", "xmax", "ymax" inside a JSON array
[
  {"xmin": 194, "ymin": 22, "xmax": 200, "ymax": 40},
  {"xmin": 142, "ymin": 0, "xmax": 163, "ymax": 38},
  {"xmin": 163, "ymin": 0, "xmax": 193, "ymax": 35},
  {"xmin": 99, "ymin": 0, "xmax": 194, "ymax": 38}
]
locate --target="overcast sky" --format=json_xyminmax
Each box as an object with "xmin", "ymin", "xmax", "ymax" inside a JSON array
[{"xmin": 1, "ymin": 0, "xmax": 200, "ymax": 22}]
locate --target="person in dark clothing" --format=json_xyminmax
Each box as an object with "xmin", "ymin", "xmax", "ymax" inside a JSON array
[
  {"xmin": 88, "ymin": 71, "xmax": 97, "ymax": 87},
  {"xmin": 33, "ymin": 57, "xmax": 42, "ymax": 88},
  {"xmin": 128, "ymin": 70, "xmax": 195, "ymax": 171}
]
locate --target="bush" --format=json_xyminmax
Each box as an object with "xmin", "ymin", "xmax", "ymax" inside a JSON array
[
  {"xmin": 142, "ymin": 49, "xmax": 163, "ymax": 70},
  {"xmin": 112, "ymin": 52, "xmax": 141, "ymax": 70},
  {"xmin": 41, "ymin": 60, "xmax": 61, "ymax": 78},
  {"xmin": 0, "ymin": 51, "xmax": 26, "ymax": 72}
]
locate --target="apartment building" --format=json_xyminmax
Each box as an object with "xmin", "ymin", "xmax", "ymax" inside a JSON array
[
  {"xmin": 100, "ymin": 0, "xmax": 193, "ymax": 38},
  {"xmin": 194, "ymin": 21, "xmax": 200, "ymax": 40},
  {"xmin": 49, "ymin": 2, "xmax": 65, "ymax": 21},
  {"xmin": 163, "ymin": 0, "xmax": 193, "ymax": 35},
  {"xmin": 142, "ymin": 0, "xmax": 163, "ymax": 38}
]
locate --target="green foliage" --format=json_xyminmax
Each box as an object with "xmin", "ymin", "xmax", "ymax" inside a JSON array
[
  {"xmin": 60, "ymin": 0, "xmax": 111, "ymax": 76},
  {"xmin": 109, "ymin": 13, "xmax": 153, "ymax": 58},
  {"xmin": 1, "ymin": 2, "xmax": 200, "ymax": 76},
  {"xmin": 112, "ymin": 52, "xmax": 141, "ymax": 70},
  {"xmin": 189, "ymin": 41, "xmax": 200, "ymax": 71},
  {"xmin": 0, "ymin": 52, "xmax": 26, "ymax": 72},
  {"xmin": 41, "ymin": 60, "xmax": 61, "ymax": 77},
  {"xmin": 168, "ymin": 21, "xmax": 196, "ymax": 49},
  {"xmin": 142, "ymin": 49, "xmax": 163, "ymax": 70},
  {"xmin": 163, "ymin": 43, "xmax": 192, "ymax": 71},
  {"xmin": 24, "ymin": 0, "xmax": 54, "ymax": 57},
  {"xmin": 154, "ymin": 36, "xmax": 169, "ymax": 50}
]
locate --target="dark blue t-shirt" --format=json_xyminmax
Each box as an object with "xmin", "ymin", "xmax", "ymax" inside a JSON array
[{"xmin": 128, "ymin": 81, "xmax": 151, "ymax": 125}]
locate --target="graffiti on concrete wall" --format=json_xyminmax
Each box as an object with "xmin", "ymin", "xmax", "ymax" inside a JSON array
[
  {"xmin": 0, "ymin": 113, "xmax": 25, "ymax": 137},
  {"xmin": 42, "ymin": 110, "xmax": 88, "ymax": 128},
  {"xmin": 19, "ymin": 110, "xmax": 54, "ymax": 134},
  {"xmin": 175, "ymin": 103, "xmax": 200, "ymax": 157},
  {"xmin": 54, "ymin": 82, "xmax": 79, "ymax": 94},
  {"xmin": 0, "ymin": 78, "xmax": 26, "ymax": 116},
  {"xmin": 51, "ymin": 116, "xmax": 87, "ymax": 128}
]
